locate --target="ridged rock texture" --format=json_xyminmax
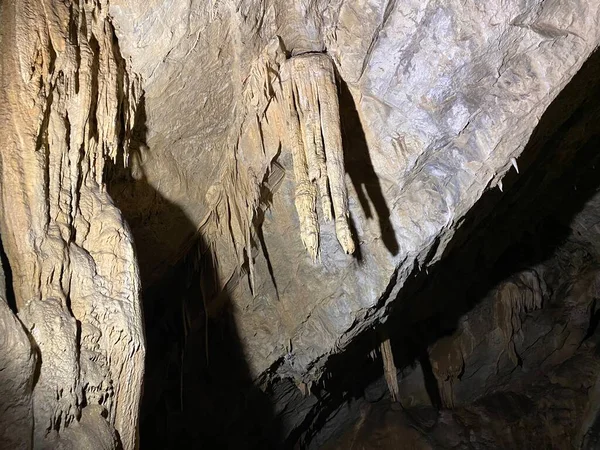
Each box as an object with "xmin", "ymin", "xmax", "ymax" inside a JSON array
[
  {"xmin": 107, "ymin": 0, "xmax": 600, "ymax": 382},
  {"xmin": 0, "ymin": 1, "xmax": 144, "ymax": 449},
  {"xmin": 2, "ymin": 0, "xmax": 600, "ymax": 448}
]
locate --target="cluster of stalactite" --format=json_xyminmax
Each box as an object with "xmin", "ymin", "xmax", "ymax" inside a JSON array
[
  {"xmin": 199, "ymin": 37, "xmax": 356, "ymax": 299},
  {"xmin": 280, "ymin": 53, "xmax": 355, "ymax": 260},
  {"xmin": 0, "ymin": 1, "xmax": 144, "ymax": 449}
]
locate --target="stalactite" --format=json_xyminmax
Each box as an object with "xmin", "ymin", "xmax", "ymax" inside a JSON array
[
  {"xmin": 281, "ymin": 53, "xmax": 355, "ymax": 259},
  {"xmin": 380, "ymin": 338, "xmax": 400, "ymax": 403},
  {"xmin": 0, "ymin": 1, "xmax": 144, "ymax": 448},
  {"xmin": 199, "ymin": 37, "xmax": 356, "ymax": 300},
  {"xmin": 281, "ymin": 72, "xmax": 321, "ymax": 260},
  {"xmin": 430, "ymin": 335, "xmax": 465, "ymax": 409},
  {"xmin": 494, "ymin": 270, "xmax": 544, "ymax": 368}
]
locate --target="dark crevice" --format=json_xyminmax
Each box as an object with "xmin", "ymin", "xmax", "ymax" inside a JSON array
[
  {"xmin": 0, "ymin": 238, "xmax": 17, "ymax": 313},
  {"xmin": 47, "ymin": 36, "xmax": 57, "ymax": 80},
  {"xmin": 419, "ymin": 352, "xmax": 442, "ymax": 409},
  {"xmin": 88, "ymin": 34, "xmax": 100, "ymax": 144},
  {"xmin": 110, "ymin": 20, "xmax": 134, "ymax": 170},
  {"xmin": 585, "ymin": 298, "xmax": 600, "ymax": 340},
  {"xmin": 255, "ymin": 159, "xmax": 286, "ymax": 298},
  {"xmin": 35, "ymin": 89, "xmax": 53, "ymax": 153}
]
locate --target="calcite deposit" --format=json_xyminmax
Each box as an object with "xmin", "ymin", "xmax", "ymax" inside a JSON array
[{"xmin": 1, "ymin": 0, "xmax": 600, "ymax": 448}]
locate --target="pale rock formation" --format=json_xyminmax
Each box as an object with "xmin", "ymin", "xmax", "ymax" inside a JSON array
[
  {"xmin": 494, "ymin": 270, "xmax": 545, "ymax": 368},
  {"xmin": 0, "ymin": 271, "xmax": 36, "ymax": 450},
  {"xmin": 380, "ymin": 337, "xmax": 399, "ymax": 403},
  {"xmin": 281, "ymin": 53, "xmax": 355, "ymax": 259},
  {"xmin": 194, "ymin": 38, "xmax": 354, "ymax": 305},
  {"xmin": 0, "ymin": 0, "xmax": 144, "ymax": 448}
]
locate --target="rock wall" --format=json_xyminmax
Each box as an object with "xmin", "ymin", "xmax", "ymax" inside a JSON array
[
  {"xmin": 0, "ymin": 1, "xmax": 144, "ymax": 448},
  {"xmin": 107, "ymin": 0, "xmax": 600, "ymax": 383},
  {"xmin": 2, "ymin": 0, "xmax": 600, "ymax": 448}
]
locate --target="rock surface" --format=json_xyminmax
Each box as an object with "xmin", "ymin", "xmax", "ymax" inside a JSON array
[
  {"xmin": 108, "ymin": 0, "xmax": 600, "ymax": 383},
  {"xmin": 0, "ymin": 262, "xmax": 36, "ymax": 450},
  {"xmin": 0, "ymin": 1, "xmax": 144, "ymax": 448},
  {"xmin": 314, "ymin": 186, "xmax": 600, "ymax": 449},
  {"xmin": 2, "ymin": 0, "xmax": 600, "ymax": 448}
]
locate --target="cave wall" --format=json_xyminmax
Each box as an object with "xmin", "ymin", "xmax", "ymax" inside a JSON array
[
  {"xmin": 107, "ymin": 0, "xmax": 600, "ymax": 383},
  {"xmin": 287, "ymin": 46, "xmax": 600, "ymax": 448},
  {"xmin": 0, "ymin": 1, "xmax": 144, "ymax": 448},
  {"xmin": 1, "ymin": 0, "xmax": 600, "ymax": 448}
]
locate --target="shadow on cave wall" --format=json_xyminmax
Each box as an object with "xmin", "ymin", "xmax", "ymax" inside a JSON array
[
  {"xmin": 338, "ymin": 72, "xmax": 400, "ymax": 258},
  {"xmin": 135, "ymin": 241, "xmax": 280, "ymax": 449},
  {"xmin": 293, "ymin": 48, "xmax": 600, "ymax": 447},
  {"xmin": 107, "ymin": 95, "xmax": 281, "ymax": 449}
]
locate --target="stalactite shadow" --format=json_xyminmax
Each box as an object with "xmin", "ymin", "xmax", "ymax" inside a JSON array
[
  {"xmin": 337, "ymin": 75, "xmax": 400, "ymax": 257},
  {"xmin": 107, "ymin": 97, "xmax": 281, "ymax": 450}
]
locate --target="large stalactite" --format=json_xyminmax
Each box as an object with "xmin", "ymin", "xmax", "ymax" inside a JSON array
[{"xmin": 0, "ymin": 1, "xmax": 144, "ymax": 448}]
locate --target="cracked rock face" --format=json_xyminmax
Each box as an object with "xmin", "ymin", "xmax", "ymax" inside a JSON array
[
  {"xmin": 1, "ymin": 0, "xmax": 600, "ymax": 448},
  {"xmin": 107, "ymin": 0, "xmax": 600, "ymax": 382}
]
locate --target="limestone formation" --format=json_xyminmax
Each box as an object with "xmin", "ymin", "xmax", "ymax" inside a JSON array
[
  {"xmin": 0, "ymin": 1, "xmax": 144, "ymax": 448},
  {"xmin": 380, "ymin": 337, "xmax": 400, "ymax": 403},
  {"xmin": 107, "ymin": 0, "xmax": 600, "ymax": 384},
  {"xmin": 198, "ymin": 41, "xmax": 355, "ymax": 295},
  {"xmin": 0, "ymin": 286, "xmax": 36, "ymax": 450},
  {"xmin": 494, "ymin": 270, "xmax": 545, "ymax": 368},
  {"xmin": 429, "ymin": 335, "xmax": 464, "ymax": 409},
  {"xmin": 2, "ymin": 0, "xmax": 600, "ymax": 448},
  {"xmin": 280, "ymin": 53, "xmax": 355, "ymax": 260}
]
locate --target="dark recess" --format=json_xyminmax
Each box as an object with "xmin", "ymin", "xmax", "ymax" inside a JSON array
[{"xmin": 107, "ymin": 91, "xmax": 282, "ymax": 449}]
